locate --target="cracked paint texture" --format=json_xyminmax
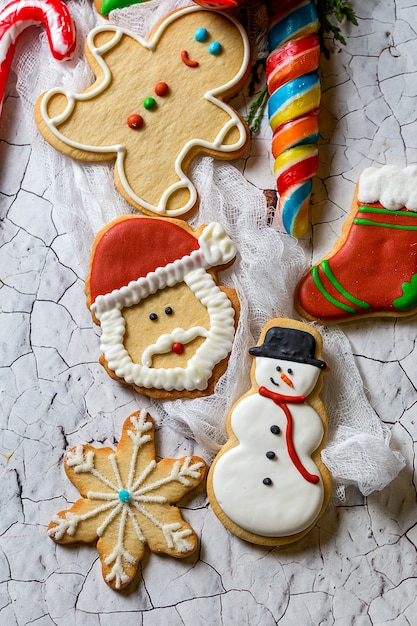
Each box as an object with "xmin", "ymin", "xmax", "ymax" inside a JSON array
[{"xmin": 1, "ymin": 0, "xmax": 417, "ymax": 623}]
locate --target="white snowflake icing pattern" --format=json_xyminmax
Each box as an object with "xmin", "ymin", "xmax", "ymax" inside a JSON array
[{"xmin": 48, "ymin": 410, "xmax": 205, "ymax": 589}]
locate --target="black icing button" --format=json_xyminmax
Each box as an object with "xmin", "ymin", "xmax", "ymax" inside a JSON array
[
  {"xmin": 270, "ymin": 425, "xmax": 280, "ymax": 435},
  {"xmin": 266, "ymin": 451, "xmax": 276, "ymax": 460},
  {"xmin": 263, "ymin": 477, "xmax": 273, "ymax": 486}
]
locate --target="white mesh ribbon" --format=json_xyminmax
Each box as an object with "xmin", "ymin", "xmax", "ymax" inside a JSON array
[{"xmin": 13, "ymin": 0, "xmax": 405, "ymax": 499}]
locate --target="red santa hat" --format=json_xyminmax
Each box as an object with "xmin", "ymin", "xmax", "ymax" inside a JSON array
[{"xmin": 89, "ymin": 216, "xmax": 236, "ymax": 316}]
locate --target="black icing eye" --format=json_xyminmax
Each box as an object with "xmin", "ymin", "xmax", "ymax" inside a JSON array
[
  {"xmin": 276, "ymin": 365, "xmax": 281, "ymax": 372},
  {"xmin": 287, "ymin": 368, "xmax": 293, "ymax": 375},
  {"xmin": 149, "ymin": 312, "xmax": 158, "ymax": 321},
  {"xmin": 165, "ymin": 306, "xmax": 173, "ymax": 315}
]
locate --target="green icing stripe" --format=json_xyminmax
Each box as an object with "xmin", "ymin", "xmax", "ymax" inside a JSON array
[
  {"xmin": 353, "ymin": 218, "xmax": 417, "ymax": 230},
  {"xmin": 311, "ymin": 266, "xmax": 357, "ymax": 313},
  {"xmin": 320, "ymin": 260, "xmax": 371, "ymax": 309},
  {"xmin": 358, "ymin": 206, "xmax": 417, "ymax": 218}
]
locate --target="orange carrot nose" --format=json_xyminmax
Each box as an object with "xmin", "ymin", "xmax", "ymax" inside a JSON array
[{"xmin": 280, "ymin": 372, "xmax": 294, "ymax": 387}]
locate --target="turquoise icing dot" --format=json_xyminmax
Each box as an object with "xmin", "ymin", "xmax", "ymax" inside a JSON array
[
  {"xmin": 118, "ymin": 489, "xmax": 131, "ymax": 503},
  {"xmin": 195, "ymin": 27, "xmax": 208, "ymax": 42},
  {"xmin": 208, "ymin": 41, "xmax": 222, "ymax": 55}
]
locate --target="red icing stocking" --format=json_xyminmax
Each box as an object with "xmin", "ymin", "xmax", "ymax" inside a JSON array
[{"xmin": 296, "ymin": 201, "xmax": 417, "ymax": 322}]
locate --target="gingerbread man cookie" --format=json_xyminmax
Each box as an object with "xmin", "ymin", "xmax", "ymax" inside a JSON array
[
  {"xmin": 85, "ymin": 215, "xmax": 239, "ymax": 398},
  {"xmin": 35, "ymin": 6, "xmax": 251, "ymax": 218},
  {"xmin": 48, "ymin": 410, "xmax": 207, "ymax": 590}
]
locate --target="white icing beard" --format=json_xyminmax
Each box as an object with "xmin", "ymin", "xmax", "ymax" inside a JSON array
[{"xmin": 96, "ymin": 268, "xmax": 235, "ymax": 392}]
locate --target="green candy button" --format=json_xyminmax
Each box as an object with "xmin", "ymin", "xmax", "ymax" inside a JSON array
[{"xmin": 143, "ymin": 97, "xmax": 156, "ymax": 110}]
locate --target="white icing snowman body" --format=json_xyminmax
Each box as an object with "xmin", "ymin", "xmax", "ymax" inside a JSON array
[{"xmin": 211, "ymin": 352, "xmax": 326, "ymax": 538}]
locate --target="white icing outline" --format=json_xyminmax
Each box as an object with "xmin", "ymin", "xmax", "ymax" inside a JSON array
[
  {"xmin": 38, "ymin": 6, "xmax": 250, "ymax": 217},
  {"xmin": 96, "ymin": 267, "xmax": 236, "ymax": 392}
]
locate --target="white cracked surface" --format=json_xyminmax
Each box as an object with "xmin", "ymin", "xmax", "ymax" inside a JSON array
[{"xmin": 1, "ymin": 0, "xmax": 417, "ymax": 624}]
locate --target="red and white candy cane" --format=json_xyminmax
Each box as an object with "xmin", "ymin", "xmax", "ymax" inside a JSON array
[{"xmin": 0, "ymin": 0, "xmax": 76, "ymax": 115}]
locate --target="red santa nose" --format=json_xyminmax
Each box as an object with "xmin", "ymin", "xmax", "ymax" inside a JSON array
[
  {"xmin": 172, "ymin": 342, "xmax": 185, "ymax": 355},
  {"xmin": 280, "ymin": 372, "xmax": 294, "ymax": 388}
]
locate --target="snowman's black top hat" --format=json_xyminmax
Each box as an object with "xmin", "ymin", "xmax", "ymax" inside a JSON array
[{"xmin": 249, "ymin": 326, "xmax": 327, "ymax": 369}]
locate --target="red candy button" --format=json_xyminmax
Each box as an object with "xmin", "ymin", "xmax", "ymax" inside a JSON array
[
  {"xmin": 154, "ymin": 81, "xmax": 169, "ymax": 97},
  {"xmin": 172, "ymin": 342, "xmax": 185, "ymax": 355},
  {"xmin": 127, "ymin": 114, "xmax": 144, "ymax": 130}
]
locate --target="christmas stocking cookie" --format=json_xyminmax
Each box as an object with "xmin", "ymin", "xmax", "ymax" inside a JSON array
[
  {"xmin": 86, "ymin": 215, "xmax": 239, "ymax": 398},
  {"xmin": 48, "ymin": 410, "xmax": 206, "ymax": 590},
  {"xmin": 296, "ymin": 165, "xmax": 417, "ymax": 322},
  {"xmin": 35, "ymin": 5, "xmax": 250, "ymax": 219},
  {"xmin": 207, "ymin": 318, "xmax": 331, "ymax": 546}
]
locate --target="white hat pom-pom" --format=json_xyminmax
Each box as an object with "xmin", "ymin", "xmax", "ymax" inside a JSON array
[{"xmin": 199, "ymin": 222, "xmax": 236, "ymax": 267}]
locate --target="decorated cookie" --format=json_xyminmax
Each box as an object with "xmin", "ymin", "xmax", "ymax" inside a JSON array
[
  {"xmin": 207, "ymin": 318, "xmax": 331, "ymax": 546},
  {"xmin": 94, "ymin": 0, "xmax": 149, "ymax": 16},
  {"xmin": 191, "ymin": 1, "xmax": 250, "ymax": 8},
  {"xmin": 48, "ymin": 410, "xmax": 206, "ymax": 590},
  {"xmin": 295, "ymin": 165, "xmax": 417, "ymax": 322},
  {"xmin": 0, "ymin": 0, "xmax": 76, "ymax": 117},
  {"xmin": 86, "ymin": 215, "xmax": 239, "ymax": 398},
  {"xmin": 266, "ymin": 0, "xmax": 320, "ymax": 237},
  {"xmin": 35, "ymin": 5, "xmax": 251, "ymax": 218}
]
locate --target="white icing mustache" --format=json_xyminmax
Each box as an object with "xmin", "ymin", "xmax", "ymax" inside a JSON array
[{"xmin": 141, "ymin": 326, "xmax": 209, "ymax": 367}]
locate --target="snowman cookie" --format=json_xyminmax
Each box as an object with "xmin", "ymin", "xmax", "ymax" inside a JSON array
[
  {"xmin": 86, "ymin": 215, "xmax": 239, "ymax": 398},
  {"xmin": 207, "ymin": 318, "xmax": 331, "ymax": 546},
  {"xmin": 35, "ymin": 5, "xmax": 250, "ymax": 219}
]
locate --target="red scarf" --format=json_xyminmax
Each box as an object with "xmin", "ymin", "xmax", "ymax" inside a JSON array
[{"xmin": 259, "ymin": 386, "xmax": 320, "ymax": 484}]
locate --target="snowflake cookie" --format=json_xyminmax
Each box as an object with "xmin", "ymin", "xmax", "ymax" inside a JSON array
[{"xmin": 48, "ymin": 410, "xmax": 206, "ymax": 590}]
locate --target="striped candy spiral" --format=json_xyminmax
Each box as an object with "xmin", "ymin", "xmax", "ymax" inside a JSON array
[{"xmin": 266, "ymin": 0, "xmax": 320, "ymax": 237}]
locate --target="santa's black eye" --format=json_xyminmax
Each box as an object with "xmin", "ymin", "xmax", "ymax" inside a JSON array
[
  {"xmin": 287, "ymin": 368, "xmax": 293, "ymax": 374},
  {"xmin": 149, "ymin": 312, "xmax": 158, "ymax": 321},
  {"xmin": 165, "ymin": 306, "xmax": 173, "ymax": 315},
  {"xmin": 276, "ymin": 366, "xmax": 281, "ymax": 372}
]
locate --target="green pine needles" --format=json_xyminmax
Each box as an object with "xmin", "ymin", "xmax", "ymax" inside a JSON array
[
  {"xmin": 315, "ymin": 0, "xmax": 358, "ymax": 56},
  {"xmin": 245, "ymin": 0, "xmax": 358, "ymax": 132}
]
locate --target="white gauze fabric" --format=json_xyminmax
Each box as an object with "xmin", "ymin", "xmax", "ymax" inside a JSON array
[{"xmin": 13, "ymin": 0, "xmax": 405, "ymax": 499}]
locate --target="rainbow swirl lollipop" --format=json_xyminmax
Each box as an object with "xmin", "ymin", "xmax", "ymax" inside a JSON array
[{"xmin": 267, "ymin": 0, "xmax": 320, "ymax": 237}]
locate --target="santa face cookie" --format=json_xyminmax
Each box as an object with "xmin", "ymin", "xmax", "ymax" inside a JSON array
[
  {"xmin": 207, "ymin": 319, "xmax": 331, "ymax": 546},
  {"xmin": 48, "ymin": 410, "xmax": 206, "ymax": 590},
  {"xmin": 35, "ymin": 6, "xmax": 250, "ymax": 218},
  {"xmin": 295, "ymin": 165, "xmax": 417, "ymax": 322},
  {"xmin": 86, "ymin": 216, "xmax": 239, "ymax": 398}
]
